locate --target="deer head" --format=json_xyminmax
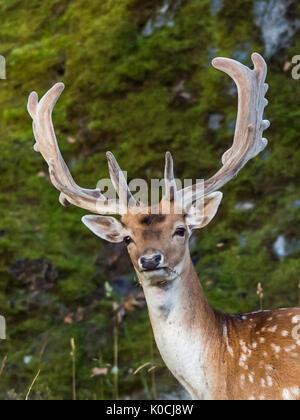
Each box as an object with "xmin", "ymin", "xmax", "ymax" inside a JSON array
[{"xmin": 27, "ymin": 53, "xmax": 269, "ymax": 289}]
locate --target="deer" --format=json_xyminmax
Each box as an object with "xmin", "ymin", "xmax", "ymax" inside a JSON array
[{"xmin": 27, "ymin": 53, "xmax": 300, "ymax": 400}]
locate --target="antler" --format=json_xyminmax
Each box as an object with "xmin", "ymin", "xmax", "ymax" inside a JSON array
[
  {"xmin": 27, "ymin": 83, "xmax": 135, "ymax": 214},
  {"xmin": 28, "ymin": 53, "xmax": 270, "ymax": 216},
  {"xmin": 177, "ymin": 52, "xmax": 270, "ymax": 208}
]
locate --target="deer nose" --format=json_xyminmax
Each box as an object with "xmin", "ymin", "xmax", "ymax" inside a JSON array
[{"xmin": 139, "ymin": 253, "xmax": 163, "ymax": 271}]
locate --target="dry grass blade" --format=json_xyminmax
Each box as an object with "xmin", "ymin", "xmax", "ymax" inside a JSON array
[
  {"xmin": 0, "ymin": 355, "xmax": 7, "ymax": 377},
  {"xmin": 25, "ymin": 369, "xmax": 41, "ymax": 400},
  {"xmin": 257, "ymin": 282, "xmax": 264, "ymax": 311},
  {"xmin": 133, "ymin": 362, "xmax": 151, "ymax": 375},
  {"xmin": 70, "ymin": 338, "xmax": 76, "ymax": 401}
]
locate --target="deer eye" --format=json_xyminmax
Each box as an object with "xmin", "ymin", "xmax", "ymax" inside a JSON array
[
  {"xmin": 174, "ymin": 227, "xmax": 186, "ymax": 237},
  {"xmin": 124, "ymin": 236, "xmax": 132, "ymax": 246}
]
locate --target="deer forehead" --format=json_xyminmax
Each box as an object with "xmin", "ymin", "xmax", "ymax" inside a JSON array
[{"xmin": 121, "ymin": 209, "xmax": 185, "ymax": 234}]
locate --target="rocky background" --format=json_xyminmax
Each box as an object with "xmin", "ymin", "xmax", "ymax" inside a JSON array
[{"xmin": 0, "ymin": 0, "xmax": 300, "ymax": 400}]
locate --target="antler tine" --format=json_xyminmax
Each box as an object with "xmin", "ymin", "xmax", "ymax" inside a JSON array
[
  {"xmin": 178, "ymin": 52, "xmax": 270, "ymax": 207},
  {"xmin": 28, "ymin": 83, "xmax": 124, "ymax": 215},
  {"xmin": 106, "ymin": 152, "xmax": 136, "ymax": 207},
  {"xmin": 48, "ymin": 160, "xmax": 126, "ymax": 214},
  {"xmin": 164, "ymin": 151, "xmax": 177, "ymax": 202}
]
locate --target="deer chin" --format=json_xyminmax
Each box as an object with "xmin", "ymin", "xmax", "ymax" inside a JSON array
[
  {"xmin": 141, "ymin": 267, "xmax": 167, "ymax": 278},
  {"xmin": 139, "ymin": 266, "xmax": 179, "ymax": 287}
]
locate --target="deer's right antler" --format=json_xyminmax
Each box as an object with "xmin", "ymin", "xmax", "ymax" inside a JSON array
[{"xmin": 27, "ymin": 83, "xmax": 136, "ymax": 215}]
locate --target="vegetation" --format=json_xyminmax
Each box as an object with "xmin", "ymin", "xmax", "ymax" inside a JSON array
[{"xmin": 0, "ymin": 0, "xmax": 299, "ymax": 399}]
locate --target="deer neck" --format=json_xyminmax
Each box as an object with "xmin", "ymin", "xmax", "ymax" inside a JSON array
[{"xmin": 137, "ymin": 251, "xmax": 224, "ymax": 400}]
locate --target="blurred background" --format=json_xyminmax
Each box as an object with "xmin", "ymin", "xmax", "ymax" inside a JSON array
[{"xmin": 0, "ymin": 0, "xmax": 300, "ymax": 400}]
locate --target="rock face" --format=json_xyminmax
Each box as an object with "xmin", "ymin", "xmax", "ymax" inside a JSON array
[
  {"xmin": 232, "ymin": 42, "xmax": 251, "ymax": 63},
  {"xmin": 208, "ymin": 114, "xmax": 223, "ymax": 131},
  {"xmin": 10, "ymin": 258, "xmax": 57, "ymax": 291},
  {"xmin": 210, "ymin": 0, "xmax": 223, "ymax": 16},
  {"xmin": 96, "ymin": 242, "xmax": 131, "ymax": 277},
  {"xmin": 273, "ymin": 235, "xmax": 286, "ymax": 259},
  {"xmin": 273, "ymin": 234, "xmax": 300, "ymax": 259},
  {"xmin": 111, "ymin": 275, "xmax": 134, "ymax": 297},
  {"xmin": 254, "ymin": 0, "xmax": 300, "ymax": 58},
  {"xmin": 235, "ymin": 202, "xmax": 255, "ymax": 211},
  {"xmin": 141, "ymin": 0, "xmax": 180, "ymax": 37}
]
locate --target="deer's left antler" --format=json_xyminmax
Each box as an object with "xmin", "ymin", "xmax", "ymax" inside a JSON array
[{"xmin": 173, "ymin": 53, "xmax": 270, "ymax": 208}]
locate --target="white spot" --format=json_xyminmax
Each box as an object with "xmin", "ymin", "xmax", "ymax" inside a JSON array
[
  {"xmin": 240, "ymin": 374, "xmax": 245, "ymax": 387},
  {"xmin": 271, "ymin": 344, "xmax": 281, "ymax": 354},
  {"xmin": 291, "ymin": 386, "xmax": 300, "ymax": 397},
  {"xmin": 266, "ymin": 376, "xmax": 273, "ymax": 387},
  {"xmin": 268, "ymin": 325, "xmax": 278, "ymax": 333},
  {"xmin": 239, "ymin": 353, "xmax": 248, "ymax": 368},
  {"xmin": 227, "ymin": 346, "xmax": 233, "ymax": 356},
  {"xmin": 292, "ymin": 315, "xmax": 300, "ymax": 324},
  {"xmin": 281, "ymin": 331, "xmax": 289, "ymax": 337},
  {"xmin": 285, "ymin": 344, "xmax": 296, "ymax": 353},
  {"xmin": 282, "ymin": 389, "xmax": 293, "ymax": 400}
]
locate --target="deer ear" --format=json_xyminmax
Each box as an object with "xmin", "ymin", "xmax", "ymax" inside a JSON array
[
  {"xmin": 186, "ymin": 192, "xmax": 223, "ymax": 230},
  {"xmin": 82, "ymin": 215, "xmax": 127, "ymax": 243}
]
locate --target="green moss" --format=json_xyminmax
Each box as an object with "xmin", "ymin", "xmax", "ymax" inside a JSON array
[{"xmin": 0, "ymin": 0, "xmax": 300, "ymax": 399}]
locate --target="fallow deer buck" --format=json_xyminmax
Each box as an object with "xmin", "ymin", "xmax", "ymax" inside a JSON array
[{"xmin": 28, "ymin": 53, "xmax": 300, "ymax": 400}]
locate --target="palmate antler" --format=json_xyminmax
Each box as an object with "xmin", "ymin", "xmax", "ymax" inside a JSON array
[
  {"xmin": 176, "ymin": 52, "xmax": 270, "ymax": 208},
  {"xmin": 27, "ymin": 83, "xmax": 136, "ymax": 215},
  {"xmin": 28, "ymin": 53, "xmax": 269, "ymax": 215}
]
